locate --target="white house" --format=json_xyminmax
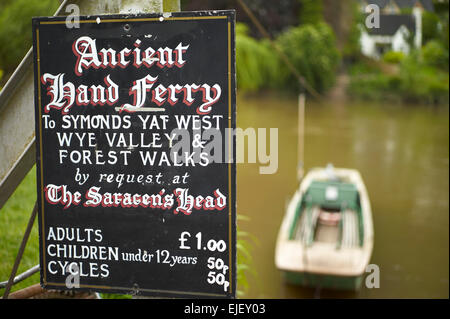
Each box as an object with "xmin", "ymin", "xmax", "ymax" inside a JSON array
[{"xmin": 358, "ymin": 0, "xmax": 434, "ymax": 59}]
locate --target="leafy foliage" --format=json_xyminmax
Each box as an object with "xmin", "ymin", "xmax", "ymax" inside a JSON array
[
  {"xmin": 382, "ymin": 51, "xmax": 405, "ymax": 64},
  {"xmin": 398, "ymin": 51, "xmax": 449, "ymax": 104},
  {"xmin": 236, "ymin": 20, "xmax": 340, "ymax": 94},
  {"xmin": 0, "ymin": 0, "xmax": 59, "ymax": 74},
  {"xmin": 276, "ymin": 22, "xmax": 340, "ymax": 93},
  {"xmin": 298, "ymin": 0, "xmax": 323, "ymax": 25},
  {"xmin": 422, "ymin": 11, "xmax": 441, "ymax": 45},
  {"xmin": 349, "ymin": 50, "xmax": 449, "ymax": 104},
  {"xmin": 342, "ymin": 1, "xmax": 364, "ymax": 60},
  {"xmin": 236, "ymin": 214, "xmax": 257, "ymax": 297},
  {"xmin": 421, "ymin": 40, "xmax": 449, "ymax": 70},
  {"xmin": 235, "ymin": 23, "xmax": 282, "ymax": 92}
]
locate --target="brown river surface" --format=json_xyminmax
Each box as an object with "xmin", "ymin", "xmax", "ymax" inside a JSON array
[{"xmin": 236, "ymin": 93, "xmax": 449, "ymax": 298}]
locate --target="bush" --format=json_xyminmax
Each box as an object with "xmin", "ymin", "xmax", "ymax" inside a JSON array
[
  {"xmin": 398, "ymin": 52, "xmax": 449, "ymax": 103},
  {"xmin": 347, "ymin": 63, "xmax": 399, "ymax": 101},
  {"xmin": 235, "ymin": 23, "xmax": 282, "ymax": 91},
  {"xmin": 422, "ymin": 11, "xmax": 441, "ymax": 44},
  {"xmin": 276, "ymin": 22, "xmax": 340, "ymax": 93},
  {"xmin": 421, "ymin": 40, "xmax": 449, "ymax": 71},
  {"xmin": 348, "ymin": 52, "xmax": 449, "ymax": 105},
  {"xmin": 236, "ymin": 21, "xmax": 341, "ymax": 94},
  {"xmin": 383, "ymin": 51, "xmax": 405, "ymax": 64}
]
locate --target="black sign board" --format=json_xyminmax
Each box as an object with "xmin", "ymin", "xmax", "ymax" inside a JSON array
[{"xmin": 32, "ymin": 10, "xmax": 236, "ymax": 298}]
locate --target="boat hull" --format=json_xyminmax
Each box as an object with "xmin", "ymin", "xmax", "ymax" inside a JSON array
[
  {"xmin": 275, "ymin": 167, "xmax": 374, "ymax": 292},
  {"xmin": 283, "ymin": 270, "xmax": 363, "ymax": 291}
]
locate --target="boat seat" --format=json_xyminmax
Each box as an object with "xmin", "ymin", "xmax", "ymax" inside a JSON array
[
  {"xmin": 294, "ymin": 205, "xmax": 321, "ymax": 245},
  {"xmin": 318, "ymin": 210, "xmax": 341, "ymax": 226},
  {"xmin": 340, "ymin": 209, "xmax": 360, "ymax": 248}
]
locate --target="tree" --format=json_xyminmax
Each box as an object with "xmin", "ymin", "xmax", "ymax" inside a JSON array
[
  {"xmin": 433, "ymin": 0, "xmax": 449, "ymax": 50},
  {"xmin": 422, "ymin": 11, "xmax": 440, "ymax": 44},
  {"xmin": 277, "ymin": 22, "xmax": 340, "ymax": 93},
  {"xmin": 299, "ymin": 0, "xmax": 324, "ymax": 25}
]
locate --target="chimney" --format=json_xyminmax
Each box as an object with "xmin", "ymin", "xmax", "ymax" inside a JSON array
[{"xmin": 413, "ymin": 6, "xmax": 422, "ymax": 49}]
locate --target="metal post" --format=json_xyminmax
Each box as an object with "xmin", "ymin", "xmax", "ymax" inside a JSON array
[
  {"xmin": 297, "ymin": 93, "xmax": 305, "ymax": 181},
  {"xmin": 2, "ymin": 202, "xmax": 38, "ymax": 299}
]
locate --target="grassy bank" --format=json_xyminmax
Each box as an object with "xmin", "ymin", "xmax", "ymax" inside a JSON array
[
  {"xmin": 0, "ymin": 166, "xmax": 39, "ymax": 295},
  {"xmin": 348, "ymin": 55, "xmax": 449, "ymax": 105}
]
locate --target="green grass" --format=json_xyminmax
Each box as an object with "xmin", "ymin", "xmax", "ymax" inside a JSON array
[{"xmin": 0, "ymin": 166, "xmax": 39, "ymax": 296}]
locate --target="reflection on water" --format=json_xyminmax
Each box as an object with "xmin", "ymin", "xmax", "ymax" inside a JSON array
[{"xmin": 237, "ymin": 93, "xmax": 449, "ymax": 298}]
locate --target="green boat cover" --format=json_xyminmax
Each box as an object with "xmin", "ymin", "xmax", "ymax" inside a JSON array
[{"xmin": 289, "ymin": 180, "xmax": 364, "ymax": 246}]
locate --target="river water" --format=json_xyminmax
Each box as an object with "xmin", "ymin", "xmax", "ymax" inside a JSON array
[{"xmin": 236, "ymin": 93, "xmax": 449, "ymax": 298}]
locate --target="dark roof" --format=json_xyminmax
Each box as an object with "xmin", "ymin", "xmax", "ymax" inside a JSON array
[
  {"xmin": 360, "ymin": 0, "xmax": 434, "ymax": 11},
  {"xmin": 366, "ymin": 14, "xmax": 416, "ymax": 35},
  {"xmin": 418, "ymin": 0, "xmax": 434, "ymax": 11},
  {"xmin": 362, "ymin": 0, "xmax": 390, "ymax": 8},
  {"xmin": 394, "ymin": 0, "xmax": 434, "ymax": 11},
  {"xmin": 394, "ymin": 0, "xmax": 415, "ymax": 9}
]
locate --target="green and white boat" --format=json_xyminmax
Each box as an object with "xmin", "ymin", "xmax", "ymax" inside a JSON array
[{"xmin": 275, "ymin": 165, "xmax": 374, "ymax": 291}]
